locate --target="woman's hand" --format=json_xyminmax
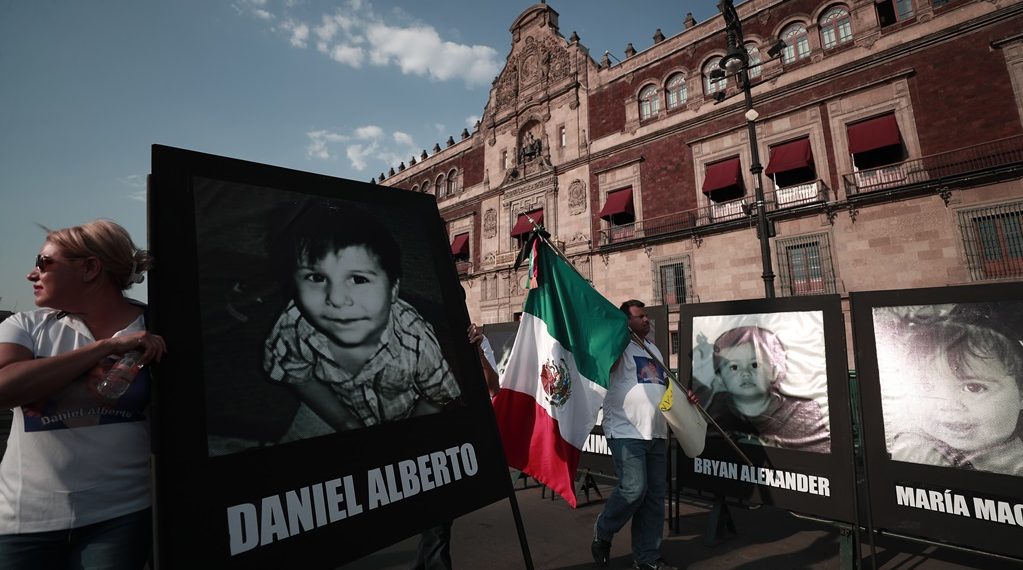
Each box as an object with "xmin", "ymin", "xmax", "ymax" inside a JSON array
[{"xmin": 104, "ymin": 331, "xmax": 168, "ymax": 365}]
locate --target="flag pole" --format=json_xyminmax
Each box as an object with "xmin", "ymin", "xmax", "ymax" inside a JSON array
[{"xmin": 518, "ymin": 213, "xmax": 756, "ymax": 469}]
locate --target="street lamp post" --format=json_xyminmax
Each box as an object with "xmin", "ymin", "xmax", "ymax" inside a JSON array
[{"xmin": 715, "ymin": 0, "xmax": 777, "ymax": 298}]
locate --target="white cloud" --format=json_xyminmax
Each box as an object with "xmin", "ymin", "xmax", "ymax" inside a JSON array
[
  {"xmin": 393, "ymin": 131, "xmax": 415, "ymax": 146},
  {"xmin": 346, "ymin": 142, "xmax": 378, "ymax": 171},
  {"xmin": 281, "ymin": 20, "xmax": 309, "ymax": 48},
  {"xmin": 232, "ymin": 0, "xmax": 272, "ymax": 21},
  {"xmin": 119, "ymin": 174, "xmax": 144, "ymax": 188},
  {"xmin": 244, "ymin": 0, "xmax": 500, "ymax": 86},
  {"xmin": 433, "ymin": 123, "xmax": 446, "ymax": 134},
  {"xmin": 128, "ymin": 191, "xmax": 147, "ymax": 202},
  {"xmin": 329, "ymin": 44, "xmax": 363, "ymax": 67},
  {"xmin": 465, "ymin": 115, "xmax": 480, "ymax": 128},
  {"xmin": 307, "ymin": 126, "xmax": 416, "ymax": 171},
  {"xmin": 354, "ymin": 125, "xmax": 383, "ymax": 140},
  {"xmin": 306, "ymin": 129, "xmax": 351, "ymax": 160}
]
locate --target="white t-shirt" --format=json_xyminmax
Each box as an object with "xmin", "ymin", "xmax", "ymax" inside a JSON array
[
  {"xmin": 601, "ymin": 338, "xmax": 668, "ymax": 440},
  {"xmin": 0, "ymin": 308, "xmax": 152, "ymax": 533}
]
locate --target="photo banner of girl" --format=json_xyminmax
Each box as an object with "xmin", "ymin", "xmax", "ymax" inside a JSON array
[
  {"xmin": 677, "ymin": 295, "xmax": 855, "ymax": 523},
  {"xmin": 852, "ymin": 283, "xmax": 1023, "ymax": 561}
]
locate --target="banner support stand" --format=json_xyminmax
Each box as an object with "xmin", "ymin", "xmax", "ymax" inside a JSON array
[{"xmin": 704, "ymin": 494, "xmax": 737, "ymax": 546}]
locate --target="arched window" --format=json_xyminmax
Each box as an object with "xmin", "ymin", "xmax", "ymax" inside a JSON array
[
  {"xmin": 745, "ymin": 43, "xmax": 762, "ymax": 79},
  {"xmin": 819, "ymin": 6, "xmax": 853, "ymax": 49},
  {"xmin": 421, "ymin": 180, "xmax": 431, "ymax": 195},
  {"xmin": 780, "ymin": 23, "xmax": 810, "ymax": 64},
  {"xmin": 436, "ymin": 174, "xmax": 446, "ymax": 197},
  {"xmin": 665, "ymin": 74, "xmax": 688, "ymax": 110},
  {"xmin": 638, "ymin": 84, "xmax": 659, "ymax": 120},
  {"xmin": 703, "ymin": 57, "xmax": 726, "ymax": 94},
  {"xmin": 447, "ymin": 169, "xmax": 457, "ymax": 195},
  {"xmin": 411, "ymin": 185, "xmax": 419, "ymax": 193}
]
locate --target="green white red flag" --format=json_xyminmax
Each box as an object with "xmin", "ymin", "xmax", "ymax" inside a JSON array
[{"xmin": 492, "ymin": 240, "xmax": 629, "ymax": 507}]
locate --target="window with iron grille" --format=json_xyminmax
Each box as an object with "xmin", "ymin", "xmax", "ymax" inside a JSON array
[
  {"xmin": 776, "ymin": 233, "xmax": 837, "ymax": 296},
  {"xmin": 653, "ymin": 256, "xmax": 694, "ymax": 306},
  {"xmin": 958, "ymin": 201, "xmax": 1023, "ymax": 280},
  {"xmin": 670, "ymin": 331, "xmax": 680, "ymax": 355}
]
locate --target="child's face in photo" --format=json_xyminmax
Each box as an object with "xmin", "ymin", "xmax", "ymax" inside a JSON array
[
  {"xmin": 908, "ymin": 353, "xmax": 1022, "ymax": 452},
  {"xmin": 718, "ymin": 342, "xmax": 774, "ymax": 399},
  {"xmin": 293, "ymin": 245, "xmax": 398, "ymax": 348}
]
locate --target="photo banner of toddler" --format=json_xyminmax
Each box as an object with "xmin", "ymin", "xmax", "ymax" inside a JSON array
[
  {"xmin": 148, "ymin": 145, "xmax": 511, "ymax": 569},
  {"xmin": 852, "ymin": 283, "xmax": 1023, "ymax": 560},
  {"xmin": 676, "ymin": 295, "xmax": 856, "ymax": 523}
]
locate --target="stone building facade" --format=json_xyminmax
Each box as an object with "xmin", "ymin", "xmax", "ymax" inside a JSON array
[{"xmin": 379, "ymin": 0, "xmax": 1023, "ymax": 368}]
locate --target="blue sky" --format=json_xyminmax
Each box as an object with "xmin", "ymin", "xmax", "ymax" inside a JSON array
[{"xmin": 0, "ymin": 0, "xmax": 722, "ymax": 311}]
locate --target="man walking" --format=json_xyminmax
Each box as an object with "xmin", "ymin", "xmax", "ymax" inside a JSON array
[{"xmin": 592, "ymin": 300, "xmax": 675, "ymax": 570}]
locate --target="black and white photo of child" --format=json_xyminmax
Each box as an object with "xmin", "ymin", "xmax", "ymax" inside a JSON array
[
  {"xmin": 691, "ymin": 311, "xmax": 831, "ymax": 453},
  {"xmin": 873, "ymin": 301, "xmax": 1023, "ymax": 476},
  {"xmin": 191, "ymin": 181, "xmax": 465, "ymax": 457},
  {"xmin": 263, "ymin": 202, "xmax": 461, "ymax": 436}
]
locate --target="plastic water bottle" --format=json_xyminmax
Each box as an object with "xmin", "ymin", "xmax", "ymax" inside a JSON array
[{"xmin": 97, "ymin": 351, "xmax": 144, "ymax": 399}]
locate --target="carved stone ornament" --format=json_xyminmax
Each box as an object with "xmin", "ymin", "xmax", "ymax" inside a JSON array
[
  {"xmin": 482, "ymin": 252, "xmax": 496, "ymax": 267},
  {"xmin": 568, "ymin": 179, "xmax": 587, "ymax": 215},
  {"xmin": 483, "ymin": 208, "xmax": 498, "ymax": 238},
  {"xmin": 569, "ymin": 231, "xmax": 589, "ymax": 245}
]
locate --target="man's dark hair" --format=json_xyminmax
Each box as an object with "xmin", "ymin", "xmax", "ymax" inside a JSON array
[
  {"xmin": 268, "ymin": 200, "xmax": 402, "ymax": 289},
  {"xmin": 620, "ymin": 299, "xmax": 645, "ymax": 315}
]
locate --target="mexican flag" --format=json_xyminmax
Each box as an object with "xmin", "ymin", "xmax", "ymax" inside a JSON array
[{"xmin": 492, "ymin": 240, "xmax": 629, "ymax": 507}]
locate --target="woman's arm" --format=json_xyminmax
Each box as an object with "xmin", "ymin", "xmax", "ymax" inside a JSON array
[
  {"xmin": 289, "ymin": 381, "xmax": 366, "ymax": 432},
  {"xmin": 0, "ymin": 331, "xmax": 164, "ymax": 408}
]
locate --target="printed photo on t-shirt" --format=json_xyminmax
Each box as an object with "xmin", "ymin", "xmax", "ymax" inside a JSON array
[
  {"xmin": 634, "ymin": 355, "xmax": 666, "ymax": 385},
  {"xmin": 22, "ymin": 357, "xmax": 149, "ymax": 431}
]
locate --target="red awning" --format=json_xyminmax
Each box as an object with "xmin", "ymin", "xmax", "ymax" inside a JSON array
[
  {"xmin": 511, "ymin": 210, "xmax": 544, "ymax": 237},
  {"xmin": 764, "ymin": 138, "xmax": 813, "ymax": 175},
  {"xmin": 598, "ymin": 188, "xmax": 634, "ymax": 220},
  {"xmin": 702, "ymin": 157, "xmax": 742, "ymax": 193},
  {"xmin": 847, "ymin": 114, "xmax": 902, "ymax": 154},
  {"xmin": 450, "ymin": 233, "xmax": 469, "ymax": 257}
]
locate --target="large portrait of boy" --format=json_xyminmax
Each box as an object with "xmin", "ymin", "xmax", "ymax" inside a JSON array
[{"xmin": 149, "ymin": 146, "xmax": 509, "ymax": 569}]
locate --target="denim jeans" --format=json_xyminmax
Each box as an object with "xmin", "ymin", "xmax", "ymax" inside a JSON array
[
  {"xmin": 0, "ymin": 508, "xmax": 151, "ymax": 570},
  {"xmin": 594, "ymin": 437, "xmax": 667, "ymax": 564}
]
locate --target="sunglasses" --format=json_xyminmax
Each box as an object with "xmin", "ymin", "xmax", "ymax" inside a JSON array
[{"xmin": 34, "ymin": 254, "xmax": 85, "ymax": 273}]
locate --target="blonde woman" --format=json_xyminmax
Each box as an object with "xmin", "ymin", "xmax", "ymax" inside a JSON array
[{"xmin": 0, "ymin": 220, "xmax": 166, "ymax": 569}]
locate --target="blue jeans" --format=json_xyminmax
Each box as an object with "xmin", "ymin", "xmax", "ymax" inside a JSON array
[
  {"xmin": 594, "ymin": 438, "xmax": 667, "ymax": 564},
  {"xmin": 0, "ymin": 508, "xmax": 151, "ymax": 570}
]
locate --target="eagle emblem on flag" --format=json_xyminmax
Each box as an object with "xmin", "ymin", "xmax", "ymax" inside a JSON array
[{"xmin": 540, "ymin": 357, "xmax": 572, "ymax": 408}]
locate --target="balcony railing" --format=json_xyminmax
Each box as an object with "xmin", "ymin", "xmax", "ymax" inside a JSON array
[
  {"xmin": 598, "ymin": 182, "xmax": 831, "ymax": 246},
  {"xmin": 844, "ymin": 134, "xmax": 1023, "ymax": 196},
  {"xmin": 773, "ymin": 180, "xmax": 828, "ymax": 208},
  {"xmin": 710, "ymin": 198, "xmax": 748, "ymax": 222}
]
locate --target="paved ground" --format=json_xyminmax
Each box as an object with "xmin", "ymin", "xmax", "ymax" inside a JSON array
[{"xmin": 339, "ymin": 479, "xmax": 1020, "ymax": 569}]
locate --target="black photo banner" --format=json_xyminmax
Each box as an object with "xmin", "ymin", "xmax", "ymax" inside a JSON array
[
  {"xmin": 148, "ymin": 145, "xmax": 509, "ymax": 569},
  {"xmin": 852, "ymin": 283, "xmax": 1023, "ymax": 560},
  {"xmin": 675, "ymin": 295, "xmax": 855, "ymax": 523}
]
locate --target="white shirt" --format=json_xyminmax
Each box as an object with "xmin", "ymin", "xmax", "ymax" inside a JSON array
[
  {"xmin": 601, "ymin": 338, "xmax": 668, "ymax": 440},
  {"xmin": 0, "ymin": 308, "xmax": 152, "ymax": 533}
]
